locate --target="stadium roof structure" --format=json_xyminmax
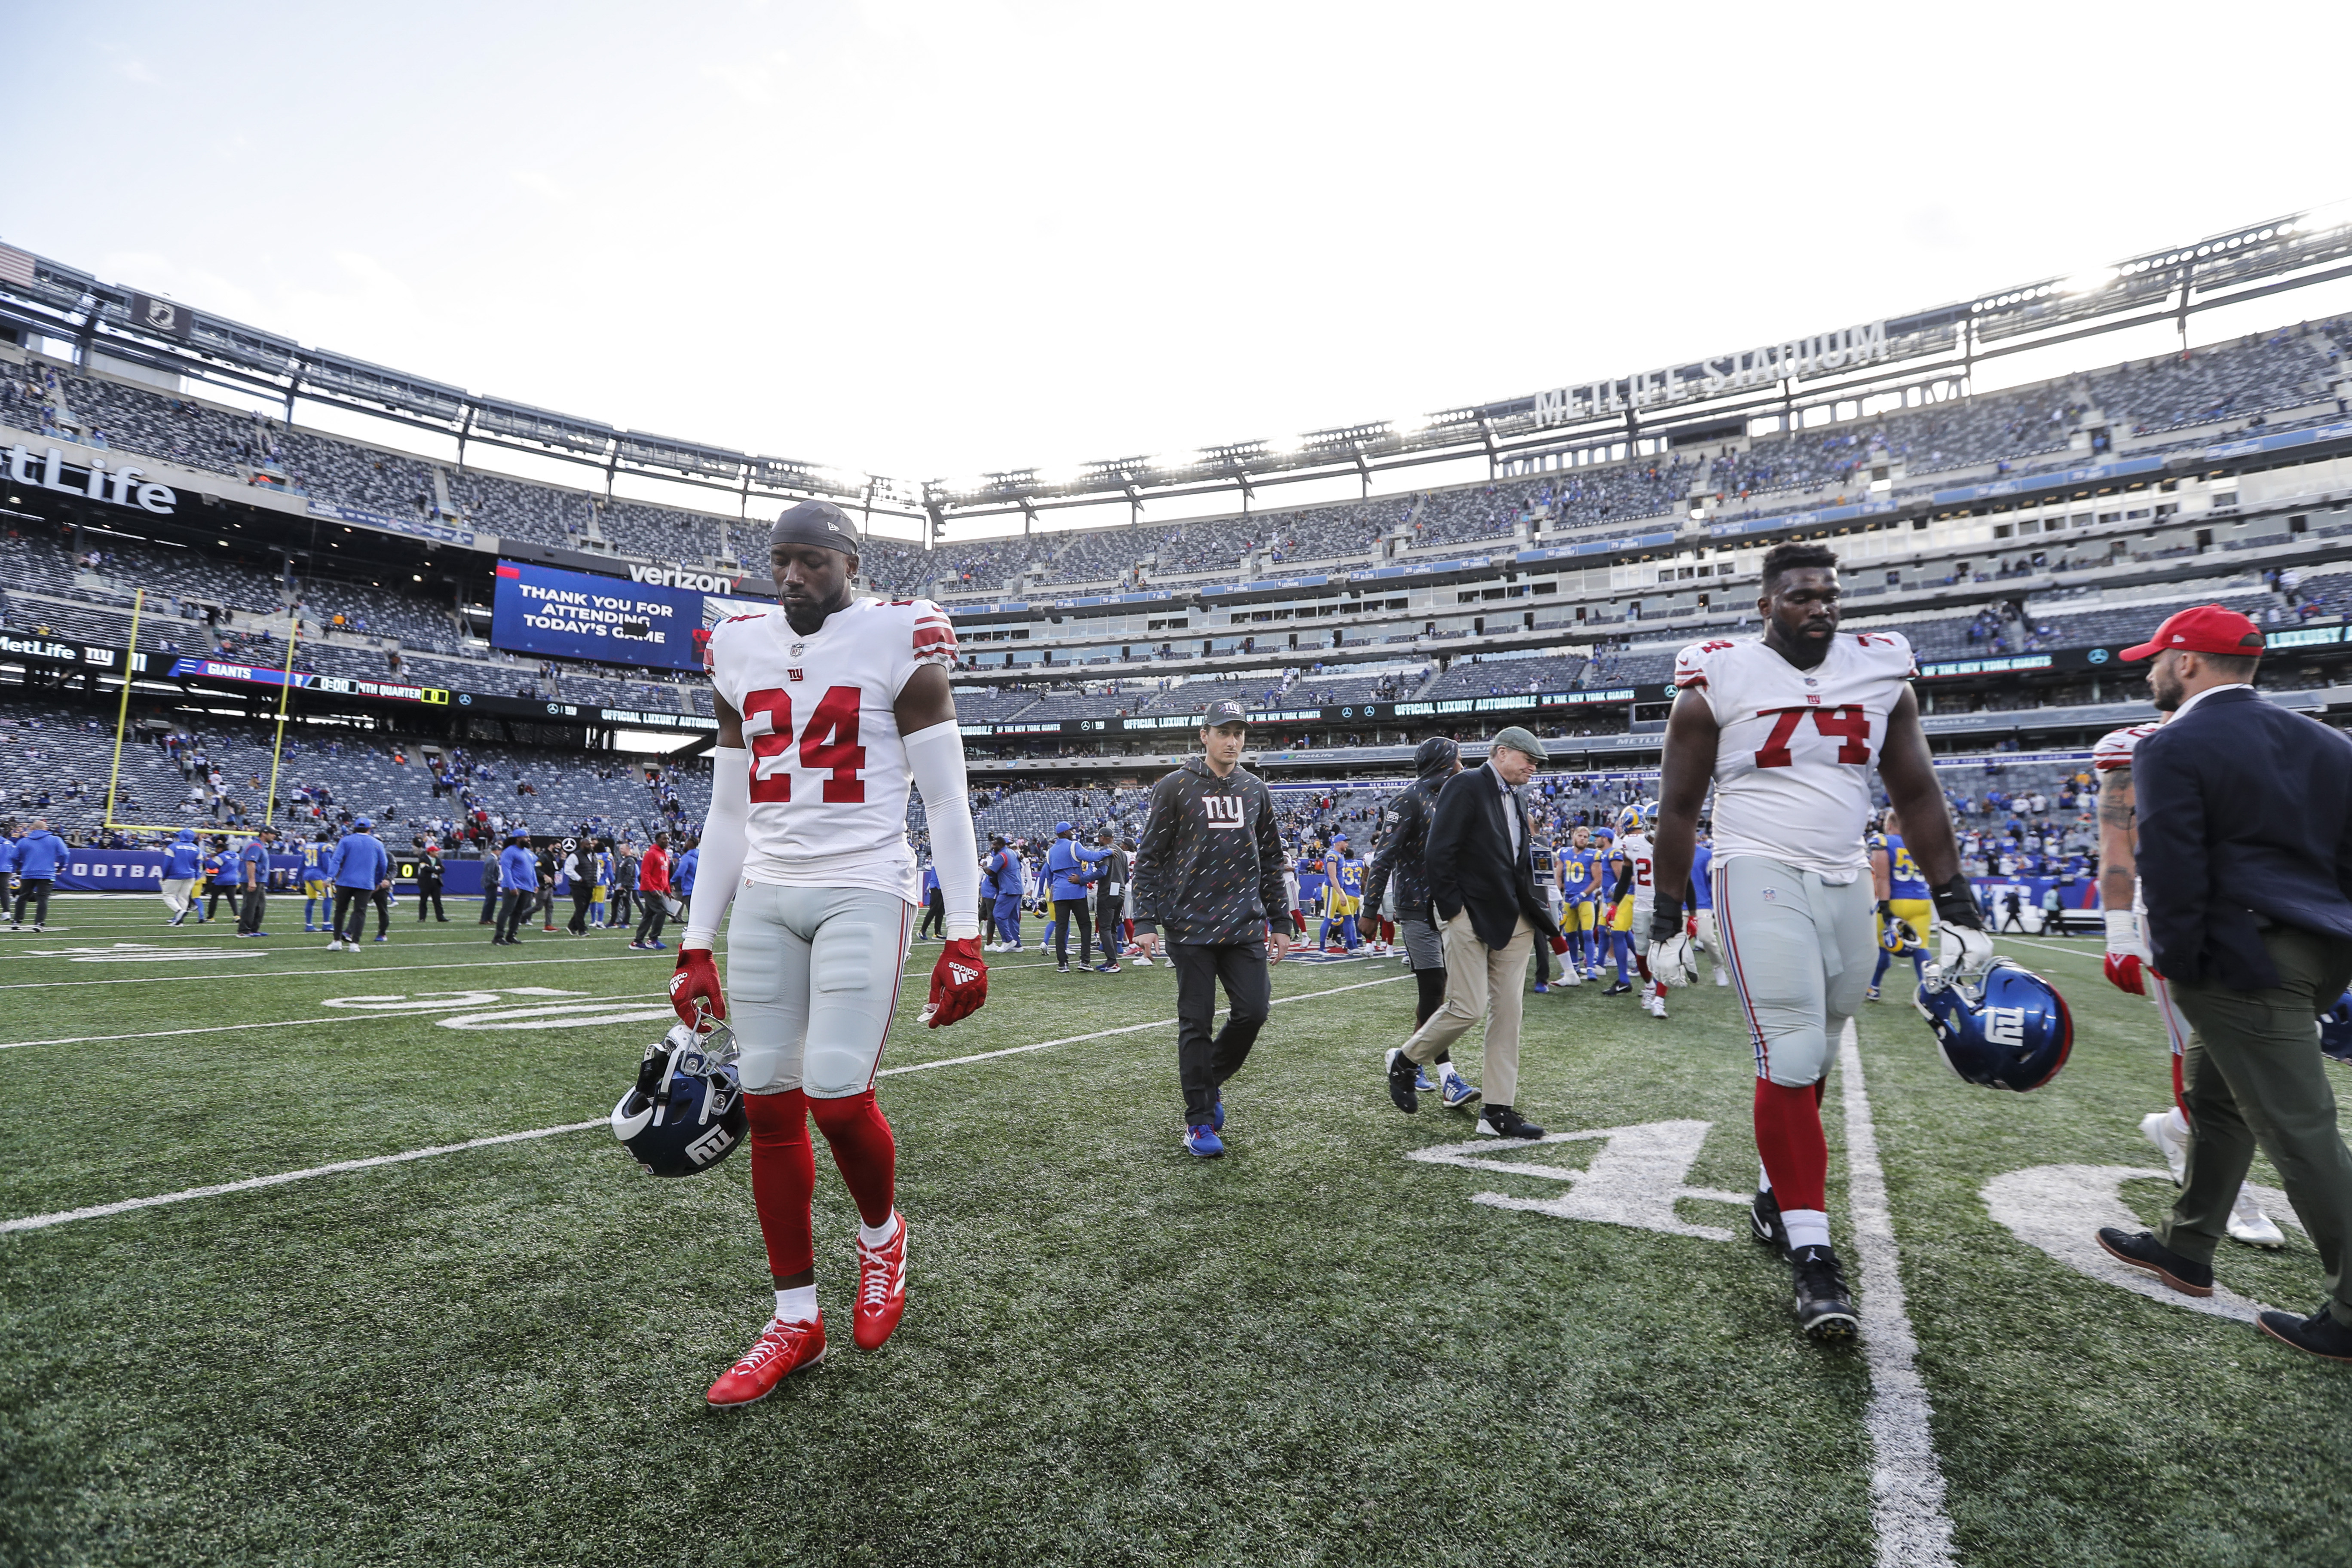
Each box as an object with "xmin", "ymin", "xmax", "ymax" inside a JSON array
[{"xmin": 2, "ymin": 202, "xmax": 2348, "ymax": 537}]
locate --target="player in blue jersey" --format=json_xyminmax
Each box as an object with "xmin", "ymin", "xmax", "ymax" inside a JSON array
[
  {"xmin": 1556, "ymin": 826, "xmax": 1602, "ymax": 980},
  {"xmin": 300, "ymin": 832, "xmax": 332, "ymax": 931},
  {"xmin": 1688, "ymin": 830, "xmax": 1728, "ymax": 986},
  {"xmin": 1333, "ymin": 838, "xmax": 1365, "ymax": 950},
  {"xmin": 1866, "ymin": 806, "xmax": 1934, "ymax": 1001}
]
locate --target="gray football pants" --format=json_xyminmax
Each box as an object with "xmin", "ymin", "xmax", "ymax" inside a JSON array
[
  {"xmin": 726, "ymin": 882, "xmax": 916, "ymax": 1099},
  {"xmin": 1712, "ymin": 854, "xmax": 1876, "ymax": 1088}
]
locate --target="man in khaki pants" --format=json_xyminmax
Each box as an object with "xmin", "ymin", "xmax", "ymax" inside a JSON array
[{"xmin": 1383, "ymin": 727, "xmax": 1562, "ymax": 1139}]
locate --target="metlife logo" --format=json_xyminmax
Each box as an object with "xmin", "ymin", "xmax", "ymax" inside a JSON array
[{"xmin": 6, "ymin": 444, "xmax": 178, "ymax": 515}]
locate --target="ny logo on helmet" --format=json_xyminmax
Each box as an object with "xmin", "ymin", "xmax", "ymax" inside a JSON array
[
  {"xmin": 1985, "ymin": 1006, "xmax": 2026, "ymax": 1049},
  {"xmin": 686, "ymin": 1124, "xmax": 737, "ymax": 1165}
]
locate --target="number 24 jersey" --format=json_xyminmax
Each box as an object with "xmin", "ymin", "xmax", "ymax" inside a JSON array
[
  {"xmin": 1672, "ymin": 630, "xmax": 1917, "ymax": 880},
  {"xmin": 706, "ymin": 597, "xmax": 957, "ymax": 904}
]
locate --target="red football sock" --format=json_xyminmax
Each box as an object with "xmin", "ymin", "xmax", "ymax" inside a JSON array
[
  {"xmin": 745, "ymin": 1089, "xmax": 815, "ymax": 1280},
  {"xmin": 1753, "ymin": 1078, "xmax": 1828, "ymax": 1213},
  {"xmin": 808, "ymin": 1090, "xmax": 897, "ymax": 1228},
  {"xmin": 1381, "ymin": 919, "xmax": 1395, "ymax": 944}
]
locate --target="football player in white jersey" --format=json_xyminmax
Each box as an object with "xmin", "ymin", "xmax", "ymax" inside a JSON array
[
  {"xmin": 1605, "ymin": 805, "xmax": 1667, "ymax": 1015},
  {"xmin": 2094, "ymin": 719, "xmax": 2285, "ymax": 1246},
  {"xmin": 668, "ymin": 501, "xmax": 991, "ymax": 1408},
  {"xmin": 1648, "ymin": 542, "xmax": 1991, "ymax": 1341}
]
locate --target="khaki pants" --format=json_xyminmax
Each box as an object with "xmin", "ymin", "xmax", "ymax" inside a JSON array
[
  {"xmin": 2158, "ymin": 924, "xmax": 2352, "ymax": 1326},
  {"xmin": 1403, "ymin": 911, "xmax": 1532, "ymax": 1108}
]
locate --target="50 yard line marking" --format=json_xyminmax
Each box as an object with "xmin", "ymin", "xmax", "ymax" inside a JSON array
[
  {"xmin": 0, "ymin": 974, "xmax": 1411, "ymax": 1234},
  {"xmin": 1837, "ymin": 1018, "xmax": 1959, "ymax": 1568}
]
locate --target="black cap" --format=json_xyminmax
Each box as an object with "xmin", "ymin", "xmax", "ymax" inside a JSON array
[
  {"xmin": 769, "ymin": 500, "xmax": 862, "ymax": 556},
  {"xmin": 1203, "ymin": 699, "xmax": 1250, "ymax": 726}
]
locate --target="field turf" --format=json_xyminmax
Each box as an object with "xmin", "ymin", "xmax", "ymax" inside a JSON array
[{"xmin": 3, "ymin": 896, "xmax": 2349, "ymax": 1565}]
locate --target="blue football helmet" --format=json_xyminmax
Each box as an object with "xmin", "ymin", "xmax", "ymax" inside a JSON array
[
  {"xmin": 1879, "ymin": 911, "xmax": 1925, "ymax": 956},
  {"xmin": 1914, "ymin": 957, "xmax": 2073, "ymax": 1091},
  {"xmin": 611, "ymin": 1017, "xmax": 747, "ymax": 1177},
  {"xmin": 2321, "ymin": 991, "xmax": 2352, "ymax": 1064}
]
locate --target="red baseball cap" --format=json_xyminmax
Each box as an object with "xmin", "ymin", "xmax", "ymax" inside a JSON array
[{"xmin": 2119, "ymin": 603, "xmax": 2266, "ymax": 662}]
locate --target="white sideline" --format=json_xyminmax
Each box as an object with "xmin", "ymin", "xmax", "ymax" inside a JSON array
[
  {"xmin": 1837, "ymin": 1020, "xmax": 1959, "ymax": 1568},
  {"xmin": 0, "ymin": 973, "xmax": 1412, "ymax": 1233}
]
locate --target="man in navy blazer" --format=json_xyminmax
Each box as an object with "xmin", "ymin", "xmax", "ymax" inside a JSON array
[
  {"xmin": 1382, "ymin": 726, "xmax": 1562, "ymax": 1140},
  {"xmin": 2094, "ymin": 604, "xmax": 2352, "ymax": 1364}
]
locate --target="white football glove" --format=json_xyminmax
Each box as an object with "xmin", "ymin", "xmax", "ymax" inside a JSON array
[
  {"xmin": 1935, "ymin": 919, "xmax": 1994, "ymax": 978},
  {"xmin": 1648, "ymin": 933, "xmax": 1697, "ymax": 989}
]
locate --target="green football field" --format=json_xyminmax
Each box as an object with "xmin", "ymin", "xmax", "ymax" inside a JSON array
[{"xmin": 3, "ymin": 895, "xmax": 2349, "ymax": 1566}]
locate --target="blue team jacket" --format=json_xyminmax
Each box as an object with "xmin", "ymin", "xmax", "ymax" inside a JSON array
[
  {"xmin": 331, "ymin": 833, "xmax": 390, "ymax": 889},
  {"xmin": 1044, "ymin": 837, "xmax": 1110, "ymax": 900},
  {"xmin": 13, "ymin": 830, "xmax": 66, "ymax": 879},
  {"xmin": 498, "ymin": 844, "xmax": 539, "ymax": 891}
]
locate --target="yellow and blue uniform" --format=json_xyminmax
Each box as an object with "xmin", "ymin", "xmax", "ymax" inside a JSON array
[
  {"xmin": 1556, "ymin": 842, "xmax": 1603, "ymax": 971},
  {"xmin": 1871, "ymin": 830, "xmax": 1933, "ymax": 994},
  {"xmin": 300, "ymin": 838, "xmax": 331, "ymax": 930}
]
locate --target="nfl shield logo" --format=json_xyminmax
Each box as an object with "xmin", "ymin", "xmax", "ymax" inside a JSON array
[{"xmin": 790, "ymin": 642, "xmax": 805, "ymax": 657}]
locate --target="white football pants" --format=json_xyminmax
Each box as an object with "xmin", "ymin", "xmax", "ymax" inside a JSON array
[
  {"xmin": 726, "ymin": 883, "xmax": 915, "ymax": 1098},
  {"xmin": 160, "ymin": 877, "xmax": 194, "ymax": 915},
  {"xmin": 1712, "ymin": 854, "xmax": 1876, "ymax": 1088}
]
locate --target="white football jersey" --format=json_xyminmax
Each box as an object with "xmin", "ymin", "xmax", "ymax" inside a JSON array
[
  {"xmin": 706, "ymin": 597, "xmax": 957, "ymax": 903},
  {"xmin": 1673, "ymin": 630, "xmax": 1918, "ymax": 881},
  {"xmin": 1615, "ymin": 831, "xmax": 1655, "ymax": 907},
  {"xmin": 2092, "ymin": 720, "xmax": 2160, "ymax": 773},
  {"xmin": 2093, "ymin": 719, "xmax": 2163, "ymax": 916}
]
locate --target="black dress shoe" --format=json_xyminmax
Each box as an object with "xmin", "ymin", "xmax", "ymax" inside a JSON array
[
  {"xmin": 2096, "ymin": 1228, "xmax": 2213, "ymax": 1297},
  {"xmin": 1476, "ymin": 1104, "xmax": 1544, "ymax": 1139},
  {"xmin": 1384, "ymin": 1048, "xmax": 1419, "ymax": 1113},
  {"xmin": 2258, "ymin": 1302, "xmax": 2352, "ymax": 1362}
]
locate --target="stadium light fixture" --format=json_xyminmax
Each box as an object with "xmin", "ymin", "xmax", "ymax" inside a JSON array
[
  {"xmin": 1262, "ymin": 434, "xmax": 1303, "ymax": 456},
  {"xmin": 1391, "ymin": 414, "xmax": 1428, "ymax": 436},
  {"xmin": 1152, "ymin": 452, "xmax": 1192, "ymax": 475},
  {"xmin": 2061, "ymin": 266, "xmax": 2117, "ymax": 295}
]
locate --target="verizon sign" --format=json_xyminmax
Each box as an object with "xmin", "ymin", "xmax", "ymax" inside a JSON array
[{"xmin": 628, "ymin": 563, "xmax": 740, "ymax": 593}]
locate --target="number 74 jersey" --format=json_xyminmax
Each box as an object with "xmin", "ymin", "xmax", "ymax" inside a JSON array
[
  {"xmin": 1672, "ymin": 630, "xmax": 1917, "ymax": 880},
  {"xmin": 706, "ymin": 597, "xmax": 958, "ymax": 904}
]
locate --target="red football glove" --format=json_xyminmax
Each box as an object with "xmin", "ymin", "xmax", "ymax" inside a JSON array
[
  {"xmin": 670, "ymin": 946, "xmax": 726, "ymax": 1026},
  {"xmin": 923, "ymin": 937, "xmax": 988, "ymax": 1028},
  {"xmin": 2103, "ymin": 951, "xmax": 2146, "ymax": 995}
]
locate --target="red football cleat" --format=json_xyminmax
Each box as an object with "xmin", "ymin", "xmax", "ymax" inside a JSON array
[
  {"xmin": 853, "ymin": 1216, "xmax": 909, "ymax": 1352},
  {"xmin": 706, "ymin": 1314, "xmax": 826, "ymax": 1407}
]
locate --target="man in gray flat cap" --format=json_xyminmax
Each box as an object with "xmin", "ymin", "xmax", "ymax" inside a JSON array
[{"xmin": 1383, "ymin": 726, "xmax": 1562, "ymax": 1138}]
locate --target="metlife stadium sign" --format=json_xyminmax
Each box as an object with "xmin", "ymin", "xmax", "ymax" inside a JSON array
[
  {"xmin": 1532, "ymin": 321, "xmax": 1890, "ymax": 426},
  {"xmin": 490, "ymin": 560, "xmax": 703, "ymax": 671}
]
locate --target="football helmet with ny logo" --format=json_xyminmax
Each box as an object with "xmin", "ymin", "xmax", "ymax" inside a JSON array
[{"xmin": 1915, "ymin": 957, "xmax": 2073, "ymax": 1091}]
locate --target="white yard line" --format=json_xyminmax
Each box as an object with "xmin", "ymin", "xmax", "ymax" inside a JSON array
[
  {"xmin": 0, "ymin": 974, "xmax": 1413, "ymax": 1231},
  {"xmin": 1837, "ymin": 1019, "xmax": 1959, "ymax": 1568},
  {"xmin": 0, "ymin": 1123, "xmax": 609, "ymax": 1235}
]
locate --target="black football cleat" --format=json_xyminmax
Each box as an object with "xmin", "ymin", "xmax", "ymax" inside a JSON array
[
  {"xmin": 1601, "ymin": 981, "xmax": 1633, "ymax": 997},
  {"xmin": 1789, "ymin": 1245, "xmax": 1859, "ymax": 1342},
  {"xmin": 1751, "ymin": 1188, "xmax": 1788, "ymax": 1253},
  {"xmin": 1384, "ymin": 1048, "xmax": 1420, "ymax": 1114},
  {"xmin": 2257, "ymin": 1301, "xmax": 2352, "ymax": 1362},
  {"xmin": 2096, "ymin": 1228, "xmax": 2214, "ymax": 1297}
]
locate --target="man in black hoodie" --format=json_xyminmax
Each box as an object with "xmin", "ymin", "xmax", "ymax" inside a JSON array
[
  {"xmin": 1133, "ymin": 701, "xmax": 1293, "ymax": 1158},
  {"xmin": 1365, "ymin": 736, "xmax": 1476, "ymax": 1109}
]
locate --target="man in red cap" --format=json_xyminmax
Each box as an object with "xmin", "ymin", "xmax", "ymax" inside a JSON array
[{"xmin": 2091, "ymin": 604, "xmax": 2352, "ymax": 1363}]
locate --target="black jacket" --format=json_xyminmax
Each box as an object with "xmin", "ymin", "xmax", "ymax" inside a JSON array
[
  {"xmin": 1133, "ymin": 757, "xmax": 1286, "ymax": 946},
  {"xmin": 2136, "ymin": 686, "xmax": 2352, "ymax": 989},
  {"xmin": 1363, "ymin": 771, "xmax": 1444, "ymax": 924},
  {"xmin": 1427, "ymin": 763, "xmax": 1561, "ymax": 950}
]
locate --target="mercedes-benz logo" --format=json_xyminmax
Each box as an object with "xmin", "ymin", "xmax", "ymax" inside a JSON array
[{"xmin": 2088, "ymin": 648, "xmax": 2110, "ymax": 664}]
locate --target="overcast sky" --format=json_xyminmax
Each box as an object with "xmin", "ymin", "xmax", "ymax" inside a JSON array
[{"xmin": 10, "ymin": 0, "xmax": 2351, "ymax": 507}]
